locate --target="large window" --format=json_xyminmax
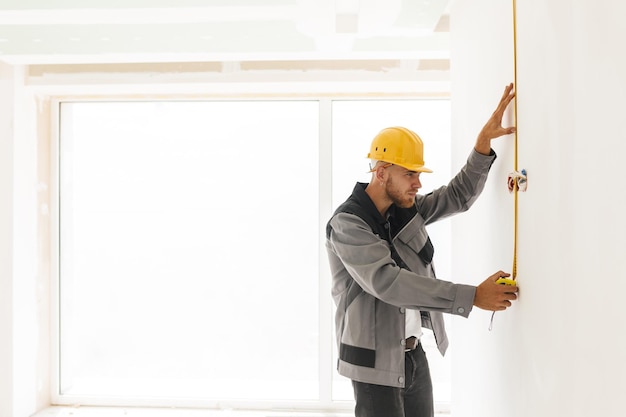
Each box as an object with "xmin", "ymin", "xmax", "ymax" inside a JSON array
[{"xmin": 56, "ymin": 98, "xmax": 451, "ymax": 410}]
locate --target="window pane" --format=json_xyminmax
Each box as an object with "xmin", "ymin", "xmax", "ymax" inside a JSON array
[
  {"xmin": 59, "ymin": 101, "xmax": 320, "ymax": 401},
  {"xmin": 330, "ymin": 100, "xmax": 452, "ymax": 404}
]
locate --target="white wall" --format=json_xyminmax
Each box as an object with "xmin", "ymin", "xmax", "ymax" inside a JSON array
[
  {"xmin": 0, "ymin": 61, "xmax": 17, "ymax": 417},
  {"xmin": 0, "ymin": 64, "xmax": 51, "ymax": 417},
  {"xmin": 450, "ymin": 1, "xmax": 626, "ymax": 416}
]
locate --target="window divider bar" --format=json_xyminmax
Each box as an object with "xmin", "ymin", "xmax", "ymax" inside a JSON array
[{"xmin": 317, "ymin": 98, "xmax": 334, "ymax": 407}]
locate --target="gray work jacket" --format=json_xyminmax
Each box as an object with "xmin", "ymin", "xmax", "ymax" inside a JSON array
[{"xmin": 325, "ymin": 149, "xmax": 496, "ymax": 388}]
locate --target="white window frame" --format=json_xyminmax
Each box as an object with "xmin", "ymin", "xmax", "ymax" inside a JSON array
[{"xmin": 48, "ymin": 88, "xmax": 451, "ymax": 413}]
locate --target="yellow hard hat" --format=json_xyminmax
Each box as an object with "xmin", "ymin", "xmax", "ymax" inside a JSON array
[{"xmin": 367, "ymin": 127, "xmax": 433, "ymax": 173}]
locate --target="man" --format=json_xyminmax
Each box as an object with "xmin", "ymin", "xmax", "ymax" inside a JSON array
[{"xmin": 325, "ymin": 83, "xmax": 519, "ymax": 417}]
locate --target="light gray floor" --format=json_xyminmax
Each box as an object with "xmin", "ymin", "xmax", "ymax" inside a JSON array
[
  {"xmin": 32, "ymin": 407, "xmax": 354, "ymax": 417},
  {"xmin": 32, "ymin": 406, "xmax": 451, "ymax": 417}
]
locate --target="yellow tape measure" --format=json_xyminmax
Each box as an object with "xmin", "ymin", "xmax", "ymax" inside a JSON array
[
  {"xmin": 511, "ymin": 0, "xmax": 519, "ymax": 281},
  {"xmin": 495, "ymin": 277, "xmax": 517, "ymax": 286},
  {"xmin": 490, "ymin": 0, "xmax": 521, "ymax": 331}
]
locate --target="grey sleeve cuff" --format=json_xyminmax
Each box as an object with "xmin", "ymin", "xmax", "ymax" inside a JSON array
[
  {"xmin": 468, "ymin": 147, "xmax": 497, "ymax": 170},
  {"xmin": 451, "ymin": 284, "xmax": 476, "ymax": 318}
]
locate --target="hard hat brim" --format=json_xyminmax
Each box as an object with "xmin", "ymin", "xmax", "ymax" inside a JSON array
[{"xmin": 397, "ymin": 163, "xmax": 433, "ymax": 173}]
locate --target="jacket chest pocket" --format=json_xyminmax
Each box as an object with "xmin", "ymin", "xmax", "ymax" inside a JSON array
[{"xmin": 393, "ymin": 222, "xmax": 434, "ymax": 270}]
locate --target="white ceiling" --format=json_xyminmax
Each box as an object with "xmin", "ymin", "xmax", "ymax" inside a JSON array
[{"xmin": 0, "ymin": 0, "xmax": 451, "ymax": 67}]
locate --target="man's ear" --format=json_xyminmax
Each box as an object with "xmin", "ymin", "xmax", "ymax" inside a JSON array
[{"xmin": 374, "ymin": 165, "xmax": 386, "ymax": 184}]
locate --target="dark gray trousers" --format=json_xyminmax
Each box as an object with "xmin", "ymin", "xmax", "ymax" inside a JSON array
[{"xmin": 352, "ymin": 341, "xmax": 434, "ymax": 417}]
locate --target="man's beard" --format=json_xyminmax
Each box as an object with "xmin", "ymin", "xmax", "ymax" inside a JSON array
[{"xmin": 385, "ymin": 176, "xmax": 416, "ymax": 208}]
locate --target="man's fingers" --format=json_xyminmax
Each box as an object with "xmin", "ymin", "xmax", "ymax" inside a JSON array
[
  {"xmin": 503, "ymin": 291, "xmax": 518, "ymax": 300},
  {"xmin": 501, "ymin": 83, "xmax": 514, "ymax": 100},
  {"xmin": 497, "ymin": 285, "xmax": 518, "ymax": 295},
  {"xmin": 495, "ymin": 84, "xmax": 516, "ymax": 114},
  {"xmin": 494, "ymin": 94, "xmax": 515, "ymax": 117}
]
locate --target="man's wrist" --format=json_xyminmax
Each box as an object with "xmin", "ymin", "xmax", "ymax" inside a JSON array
[{"xmin": 474, "ymin": 137, "xmax": 491, "ymax": 155}]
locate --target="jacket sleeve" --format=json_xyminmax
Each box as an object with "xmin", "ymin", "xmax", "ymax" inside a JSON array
[
  {"xmin": 327, "ymin": 212, "xmax": 475, "ymax": 316},
  {"xmin": 417, "ymin": 148, "xmax": 496, "ymax": 224}
]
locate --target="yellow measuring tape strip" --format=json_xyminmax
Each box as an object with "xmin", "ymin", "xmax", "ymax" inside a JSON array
[
  {"xmin": 489, "ymin": 0, "xmax": 521, "ymax": 330},
  {"xmin": 512, "ymin": 0, "xmax": 519, "ymax": 280}
]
